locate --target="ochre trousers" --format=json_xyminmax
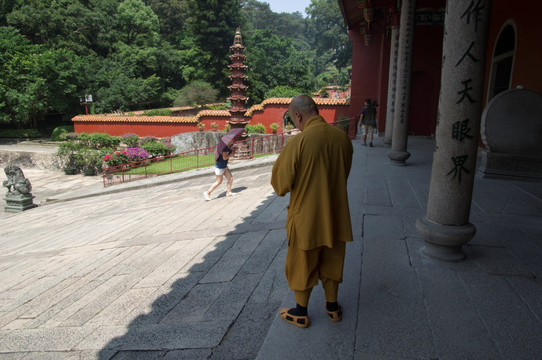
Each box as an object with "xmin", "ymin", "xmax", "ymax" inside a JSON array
[{"xmin": 285, "ymin": 240, "xmax": 346, "ymax": 307}]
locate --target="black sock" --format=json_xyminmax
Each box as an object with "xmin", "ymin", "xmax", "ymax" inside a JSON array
[
  {"xmin": 326, "ymin": 301, "xmax": 338, "ymax": 312},
  {"xmin": 288, "ymin": 303, "xmax": 308, "ymax": 316}
]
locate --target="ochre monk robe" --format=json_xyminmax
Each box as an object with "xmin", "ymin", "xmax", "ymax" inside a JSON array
[{"xmin": 271, "ymin": 95, "xmax": 353, "ymax": 328}]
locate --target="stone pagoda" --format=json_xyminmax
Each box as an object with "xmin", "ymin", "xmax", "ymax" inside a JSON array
[
  {"xmin": 227, "ymin": 27, "xmax": 251, "ymax": 158},
  {"xmin": 227, "ymin": 27, "xmax": 249, "ymax": 128}
]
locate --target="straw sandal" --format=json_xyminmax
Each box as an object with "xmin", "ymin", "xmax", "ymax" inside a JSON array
[{"xmin": 280, "ymin": 308, "xmax": 310, "ymax": 328}]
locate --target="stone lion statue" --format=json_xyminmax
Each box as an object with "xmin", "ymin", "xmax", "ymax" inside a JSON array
[{"xmin": 3, "ymin": 163, "xmax": 32, "ymax": 195}]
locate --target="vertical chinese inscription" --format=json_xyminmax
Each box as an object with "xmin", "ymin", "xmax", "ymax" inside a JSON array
[{"xmin": 446, "ymin": 0, "xmax": 487, "ymax": 183}]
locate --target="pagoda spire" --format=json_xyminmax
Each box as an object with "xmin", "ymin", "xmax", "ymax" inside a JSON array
[{"xmin": 227, "ymin": 27, "xmax": 249, "ymax": 129}]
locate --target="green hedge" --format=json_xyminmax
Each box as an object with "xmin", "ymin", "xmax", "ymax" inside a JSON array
[
  {"xmin": 0, "ymin": 129, "xmax": 41, "ymax": 138},
  {"xmin": 51, "ymin": 126, "xmax": 74, "ymax": 141},
  {"xmin": 245, "ymin": 123, "xmax": 267, "ymax": 134}
]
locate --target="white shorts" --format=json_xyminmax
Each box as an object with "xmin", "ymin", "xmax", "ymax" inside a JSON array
[{"xmin": 214, "ymin": 166, "xmax": 227, "ymax": 176}]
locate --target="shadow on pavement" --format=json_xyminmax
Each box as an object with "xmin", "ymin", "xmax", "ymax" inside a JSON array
[{"xmin": 97, "ymin": 191, "xmax": 289, "ymax": 360}]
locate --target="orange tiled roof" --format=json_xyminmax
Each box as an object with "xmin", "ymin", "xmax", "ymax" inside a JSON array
[
  {"xmin": 73, "ymin": 98, "xmax": 348, "ymax": 123},
  {"xmin": 245, "ymin": 97, "xmax": 348, "ymax": 116},
  {"xmin": 195, "ymin": 110, "xmax": 231, "ymax": 118},
  {"xmin": 72, "ymin": 115, "xmax": 198, "ymax": 123},
  {"xmin": 72, "ymin": 110, "xmax": 233, "ymax": 123},
  {"xmin": 314, "ymin": 98, "xmax": 349, "ymax": 106}
]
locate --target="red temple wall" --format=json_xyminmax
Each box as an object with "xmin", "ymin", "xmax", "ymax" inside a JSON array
[
  {"xmin": 483, "ymin": 2, "xmax": 542, "ymax": 105},
  {"xmin": 73, "ymin": 122, "xmax": 196, "ymax": 138},
  {"xmin": 73, "ymin": 102, "xmax": 350, "ymax": 138}
]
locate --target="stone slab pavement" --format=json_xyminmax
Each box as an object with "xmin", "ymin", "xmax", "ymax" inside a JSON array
[{"xmin": 0, "ymin": 137, "xmax": 541, "ymax": 359}]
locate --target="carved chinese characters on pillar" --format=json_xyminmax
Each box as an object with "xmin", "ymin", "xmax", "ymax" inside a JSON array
[
  {"xmin": 399, "ymin": 0, "xmax": 415, "ymax": 124},
  {"xmin": 446, "ymin": 0, "xmax": 487, "ymax": 183}
]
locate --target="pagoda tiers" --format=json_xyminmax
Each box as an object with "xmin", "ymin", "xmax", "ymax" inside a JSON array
[{"xmin": 227, "ymin": 27, "xmax": 249, "ymax": 129}]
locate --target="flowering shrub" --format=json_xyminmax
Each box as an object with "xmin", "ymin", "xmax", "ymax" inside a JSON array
[
  {"xmin": 123, "ymin": 133, "xmax": 140, "ymax": 147},
  {"xmin": 245, "ymin": 123, "xmax": 266, "ymax": 134},
  {"xmin": 103, "ymin": 151, "xmax": 129, "ymax": 167},
  {"xmin": 64, "ymin": 132, "xmax": 79, "ymax": 141},
  {"xmin": 161, "ymin": 137, "xmax": 176, "ymax": 152},
  {"xmin": 125, "ymin": 147, "xmax": 150, "ymax": 162},
  {"xmin": 140, "ymin": 136, "xmax": 158, "ymax": 145},
  {"xmin": 142, "ymin": 142, "xmax": 174, "ymax": 157}
]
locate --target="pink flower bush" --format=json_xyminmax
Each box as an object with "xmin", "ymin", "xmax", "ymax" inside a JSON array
[
  {"xmin": 102, "ymin": 151, "xmax": 129, "ymax": 167},
  {"xmin": 125, "ymin": 147, "xmax": 150, "ymax": 162}
]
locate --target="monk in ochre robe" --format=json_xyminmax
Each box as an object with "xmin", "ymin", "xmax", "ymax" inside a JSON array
[{"xmin": 271, "ymin": 94, "xmax": 353, "ymax": 328}]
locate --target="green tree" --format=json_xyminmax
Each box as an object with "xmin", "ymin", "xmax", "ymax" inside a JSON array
[
  {"xmin": 186, "ymin": 0, "xmax": 243, "ymax": 95},
  {"xmin": 173, "ymin": 80, "xmax": 218, "ymax": 108},
  {"xmin": 245, "ymin": 29, "xmax": 314, "ymax": 104},
  {"xmin": 265, "ymin": 85, "xmax": 306, "ymax": 98},
  {"xmin": 117, "ymin": 0, "xmax": 160, "ymax": 46},
  {"xmin": 91, "ymin": 59, "xmax": 161, "ymax": 113},
  {"xmin": 241, "ymin": 0, "xmax": 309, "ymax": 50},
  {"xmin": 146, "ymin": 0, "xmax": 189, "ymax": 43},
  {"xmin": 0, "ymin": 27, "xmax": 89, "ymax": 126},
  {"xmin": 305, "ymin": 0, "xmax": 352, "ymax": 74}
]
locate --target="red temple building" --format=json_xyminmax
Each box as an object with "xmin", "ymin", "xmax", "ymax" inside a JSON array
[{"xmin": 338, "ymin": 0, "xmax": 542, "ymax": 261}]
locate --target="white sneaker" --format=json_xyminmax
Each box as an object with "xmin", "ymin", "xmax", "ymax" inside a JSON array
[
  {"xmin": 226, "ymin": 192, "xmax": 236, "ymax": 197},
  {"xmin": 203, "ymin": 192, "xmax": 211, "ymax": 201}
]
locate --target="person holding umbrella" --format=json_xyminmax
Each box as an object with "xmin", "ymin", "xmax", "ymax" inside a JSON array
[{"xmin": 203, "ymin": 128, "xmax": 243, "ymax": 200}]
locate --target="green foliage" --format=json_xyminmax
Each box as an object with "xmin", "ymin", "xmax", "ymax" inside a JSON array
[
  {"xmin": 305, "ymin": 0, "xmax": 352, "ymax": 73},
  {"xmin": 57, "ymin": 140, "xmax": 84, "ymax": 170},
  {"xmin": 117, "ymin": 0, "xmax": 160, "ymax": 46},
  {"xmin": 0, "ymin": 128, "xmax": 41, "ymax": 138},
  {"xmin": 142, "ymin": 141, "xmax": 174, "ymax": 157},
  {"xmin": 207, "ymin": 103, "xmax": 231, "ymax": 110},
  {"xmin": 0, "ymin": 0, "xmax": 350, "ymax": 128},
  {"xmin": 174, "ymin": 81, "xmax": 218, "ymax": 108},
  {"xmin": 77, "ymin": 147, "xmax": 102, "ymax": 173},
  {"xmin": 186, "ymin": 0, "xmax": 242, "ymax": 95},
  {"xmin": 246, "ymin": 29, "xmax": 314, "ymax": 104},
  {"xmin": 245, "ymin": 123, "xmax": 266, "ymax": 134},
  {"xmin": 72, "ymin": 132, "xmax": 120, "ymax": 149},
  {"xmin": 122, "ymin": 133, "xmax": 140, "ymax": 147},
  {"xmin": 141, "ymin": 108, "xmax": 173, "ymax": 116},
  {"xmin": 88, "ymin": 133, "xmax": 121, "ymax": 149},
  {"xmin": 265, "ymin": 86, "xmax": 305, "ymax": 98},
  {"xmin": 102, "ymin": 150, "xmax": 130, "ymax": 167}
]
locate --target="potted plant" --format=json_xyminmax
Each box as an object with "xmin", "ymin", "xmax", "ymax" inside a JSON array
[
  {"xmin": 210, "ymin": 122, "xmax": 219, "ymax": 131},
  {"xmin": 197, "ymin": 122, "xmax": 205, "ymax": 132},
  {"xmin": 270, "ymin": 122, "xmax": 279, "ymax": 134},
  {"xmin": 57, "ymin": 141, "xmax": 81, "ymax": 175},
  {"xmin": 223, "ymin": 123, "xmax": 231, "ymax": 132},
  {"xmin": 79, "ymin": 147, "xmax": 101, "ymax": 176}
]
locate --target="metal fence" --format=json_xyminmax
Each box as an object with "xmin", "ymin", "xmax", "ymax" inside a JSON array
[{"xmin": 102, "ymin": 117, "xmax": 356, "ymax": 187}]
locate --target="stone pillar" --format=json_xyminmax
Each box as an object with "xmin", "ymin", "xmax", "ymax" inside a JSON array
[
  {"xmin": 416, "ymin": 0, "xmax": 491, "ymax": 262},
  {"xmin": 387, "ymin": 0, "xmax": 416, "ymax": 165},
  {"xmin": 384, "ymin": 25, "xmax": 399, "ymax": 145}
]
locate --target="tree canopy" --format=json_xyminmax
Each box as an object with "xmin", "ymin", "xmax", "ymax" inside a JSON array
[{"xmin": 0, "ymin": 0, "xmax": 352, "ymax": 129}]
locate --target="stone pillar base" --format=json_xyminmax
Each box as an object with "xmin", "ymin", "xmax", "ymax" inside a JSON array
[
  {"xmin": 4, "ymin": 193, "xmax": 37, "ymax": 212},
  {"xmin": 416, "ymin": 217, "xmax": 476, "ymax": 262},
  {"xmin": 479, "ymin": 149, "xmax": 542, "ymax": 180},
  {"xmin": 387, "ymin": 150, "xmax": 411, "ymax": 166}
]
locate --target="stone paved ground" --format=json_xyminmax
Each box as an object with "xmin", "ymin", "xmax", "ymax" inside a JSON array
[
  {"xmin": 1, "ymin": 137, "xmax": 542, "ymax": 359},
  {"xmin": 0, "ymin": 164, "xmax": 289, "ymax": 359}
]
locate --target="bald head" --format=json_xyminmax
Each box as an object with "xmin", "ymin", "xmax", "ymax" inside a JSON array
[{"xmin": 288, "ymin": 95, "xmax": 319, "ymax": 131}]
